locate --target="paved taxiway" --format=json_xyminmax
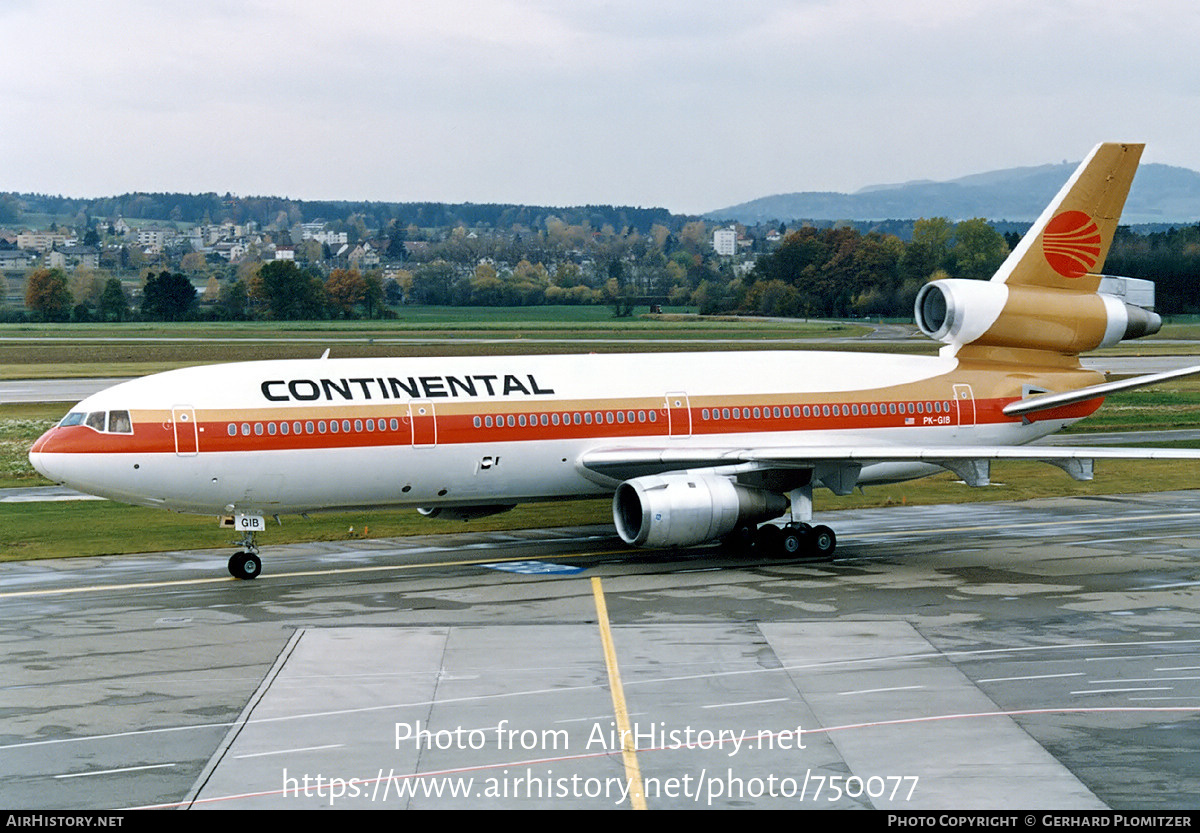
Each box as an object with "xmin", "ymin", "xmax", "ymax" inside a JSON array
[{"xmin": 2, "ymin": 491, "xmax": 1199, "ymax": 810}]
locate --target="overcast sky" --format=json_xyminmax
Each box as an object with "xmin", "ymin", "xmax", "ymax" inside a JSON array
[{"xmin": 3, "ymin": 0, "xmax": 1198, "ymax": 215}]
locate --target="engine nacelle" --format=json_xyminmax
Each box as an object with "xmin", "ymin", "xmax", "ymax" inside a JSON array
[
  {"xmin": 915, "ymin": 278, "xmax": 1160, "ymax": 354},
  {"xmin": 613, "ymin": 473, "xmax": 789, "ymax": 548}
]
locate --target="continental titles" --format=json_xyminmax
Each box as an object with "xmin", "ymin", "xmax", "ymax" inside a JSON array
[{"xmin": 261, "ymin": 374, "xmax": 555, "ymax": 403}]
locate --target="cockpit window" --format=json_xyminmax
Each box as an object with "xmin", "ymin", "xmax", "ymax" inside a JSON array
[
  {"xmin": 76, "ymin": 410, "xmax": 135, "ymax": 434},
  {"xmin": 108, "ymin": 410, "xmax": 132, "ymax": 434}
]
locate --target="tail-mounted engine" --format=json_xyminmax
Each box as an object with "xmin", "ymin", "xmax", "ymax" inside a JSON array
[
  {"xmin": 914, "ymin": 277, "xmax": 1161, "ymax": 355},
  {"xmin": 613, "ymin": 473, "xmax": 788, "ymax": 548}
]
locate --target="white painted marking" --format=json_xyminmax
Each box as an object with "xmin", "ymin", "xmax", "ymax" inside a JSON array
[
  {"xmin": 235, "ymin": 743, "xmax": 344, "ymax": 759},
  {"xmin": 1071, "ymin": 687, "xmax": 1174, "ymax": 695},
  {"xmin": 56, "ymin": 763, "xmax": 176, "ymax": 779},
  {"xmin": 977, "ymin": 672, "xmax": 1084, "ymax": 683},
  {"xmin": 1086, "ymin": 652, "xmax": 1199, "ymax": 662},
  {"xmin": 701, "ymin": 697, "xmax": 789, "ymax": 709},
  {"xmin": 837, "ymin": 685, "xmax": 924, "ymax": 696},
  {"xmin": 1089, "ymin": 676, "xmax": 1200, "ymax": 683}
]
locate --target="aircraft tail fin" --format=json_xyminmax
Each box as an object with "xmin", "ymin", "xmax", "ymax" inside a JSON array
[
  {"xmin": 913, "ymin": 143, "xmax": 1157, "ymax": 365},
  {"xmin": 992, "ymin": 142, "xmax": 1143, "ymax": 293}
]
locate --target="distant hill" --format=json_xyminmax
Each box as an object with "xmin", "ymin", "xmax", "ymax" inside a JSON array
[
  {"xmin": 707, "ymin": 161, "xmax": 1200, "ymax": 225},
  {"xmin": 0, "ymin": 192, "xmax": 676, "ymax": 234}
]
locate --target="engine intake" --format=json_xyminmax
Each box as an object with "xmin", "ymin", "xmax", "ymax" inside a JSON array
[{"xmin": 613, "ymin": 473, "xmax": 788, "ymax": 548}]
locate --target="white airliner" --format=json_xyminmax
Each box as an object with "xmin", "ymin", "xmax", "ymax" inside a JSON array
[{"xmin": 29, "ymin": 143, "xmax": 1200, "ymax": 579}]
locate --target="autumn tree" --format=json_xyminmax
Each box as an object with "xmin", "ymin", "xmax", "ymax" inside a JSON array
[
  {"xmin": 325, "ymin": 268, "xmax": 367, "ymax": 318},
  {"xmin": 25, "ymin": 268, "xmax": 72, "ymax": 321},
  {"xmin": 180, "ymin": 251, "xmax": 208, "ymax": 273}
]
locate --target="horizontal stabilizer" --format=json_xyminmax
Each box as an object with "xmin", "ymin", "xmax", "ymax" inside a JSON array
[{"xmin": 1002, "ymin": 364, "xmax": 1200, "ymax": 417}]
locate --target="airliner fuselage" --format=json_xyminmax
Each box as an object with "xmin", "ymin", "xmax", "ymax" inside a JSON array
[{"xmin": 29, "ymin": 349, "xmax": 1097, "ymax": 517}]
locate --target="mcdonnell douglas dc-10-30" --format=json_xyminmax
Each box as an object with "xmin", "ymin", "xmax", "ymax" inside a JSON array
[{"xmin": 29, "ymin": 143, "xmax": 1200, "ymax": 579}]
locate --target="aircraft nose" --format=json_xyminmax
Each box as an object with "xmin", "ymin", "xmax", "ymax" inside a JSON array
[{"xmin": 29, "ymin": 428, "xmax": 61, "ymax": 481}]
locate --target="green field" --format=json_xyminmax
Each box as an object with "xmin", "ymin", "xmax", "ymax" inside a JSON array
[
  {"xmin": 0, "ymin": 312, "xmax": 881, "ymax": 379},
  {"xmin": 3, "ymin": 313, "xmax": 1200, "ymax": 562}
]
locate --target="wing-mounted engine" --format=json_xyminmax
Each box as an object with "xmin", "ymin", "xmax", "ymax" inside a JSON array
[
  {"xmin": 613, "ymin": 472, "xmax": 788, "ymax": 548},
  {"xmin": 914, "ymin": 276, "xmax": 1160, "ymax": 356}
]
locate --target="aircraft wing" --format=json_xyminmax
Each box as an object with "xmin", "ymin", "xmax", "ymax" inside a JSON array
[
  {"xmin": 1003, "ymin": 364, "xmax": 1200, "ymax": 417},
  {"xmin": 580, "ymin": 443, "xmax": 1200, "ymax": 490}
]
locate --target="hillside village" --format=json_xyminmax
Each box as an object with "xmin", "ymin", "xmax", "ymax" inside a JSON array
[{"xmin": 2, "ymin": 187, "xmax": 1198, "ymax": 322}]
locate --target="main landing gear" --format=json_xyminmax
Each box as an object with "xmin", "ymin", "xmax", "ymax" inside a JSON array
[
  {"xmin": 228, "ymin": 530, "xmax": 262, "ymax": 580},
  {"xmin": 727, "ymin": 522, "xmax": 837, "ymax": 560}
]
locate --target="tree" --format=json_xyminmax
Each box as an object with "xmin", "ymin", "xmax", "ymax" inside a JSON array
[
  {"xmin": 325, "ymin": 268, "xmax": 367, "ymax": 318},
  {"xmin": 251, "ymin": 260, "xmax": 325, "ymax": 319},
  {"xmin": 181, "ymin": 251, "xmax": 208, "ymax": 273},
  {"xmin": 362, "ymin": 271, "xmax": 384, "ymax": 318},
  {"xmin": 98, "ymin": 277, "xmax": 129, "ymax": 322},
  {"xmin": 951, "ymin": 218, "xmax": 1008, "ymax": 278},
  {"xmin": 25, "ymin": 268, "xmax": 72, "ymax": 321},
  {"xmin": 218, "ymin": 279, "xmax": 249, "ymax": 320},
  {"xmin": 410, "ymin": 261, "xmax": 457, "ymax": 305},
  {"xmin": 141, "ymin": 271, "xmax": 196, "ymax": 320}
]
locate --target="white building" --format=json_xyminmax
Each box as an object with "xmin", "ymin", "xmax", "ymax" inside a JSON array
[{"xmin": 712, "ymin": 227, "xmax": 736, "ymax": 256}]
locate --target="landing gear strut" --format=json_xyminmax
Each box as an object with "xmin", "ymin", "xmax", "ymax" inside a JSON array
[{"xmin": 228, "ymin": 531, "xmax": 262, "ymax": 580}]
